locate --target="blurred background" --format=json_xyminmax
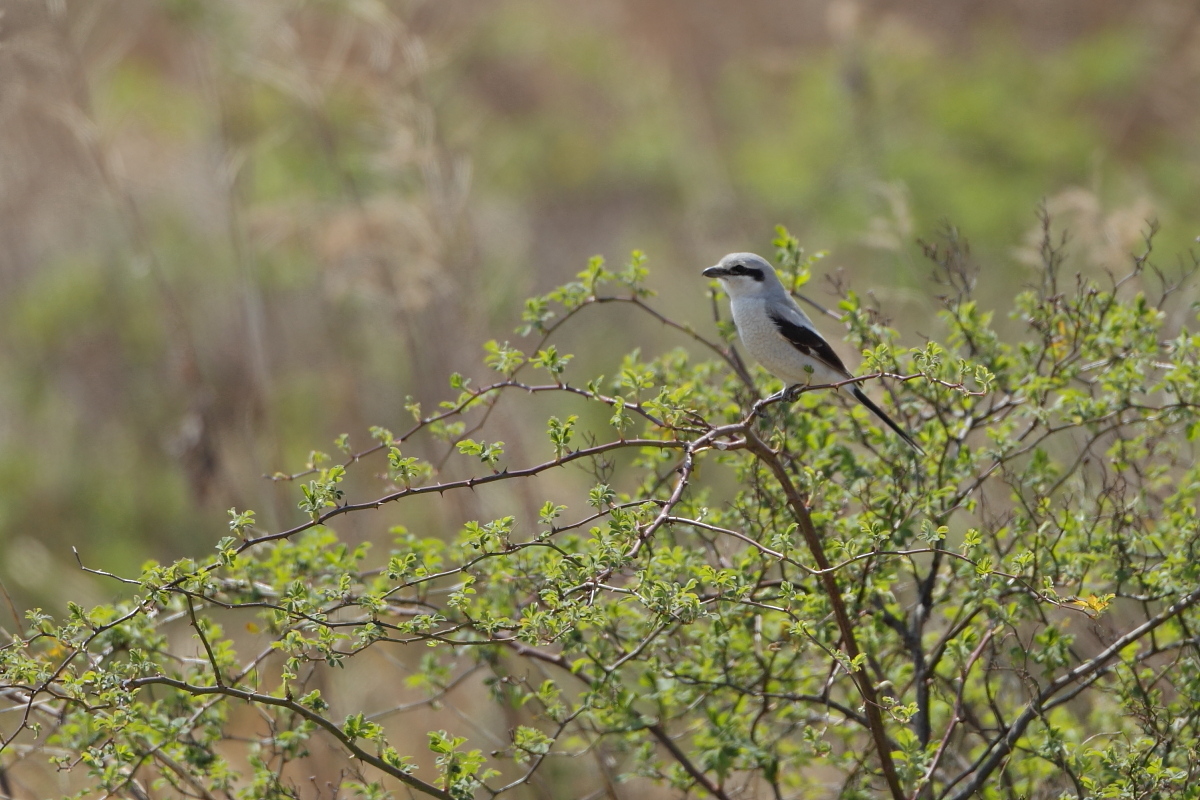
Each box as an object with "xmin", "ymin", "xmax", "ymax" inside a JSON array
[{"xmin": 1, "ymin": 0, "xmax": 1198, "ymax": 610}]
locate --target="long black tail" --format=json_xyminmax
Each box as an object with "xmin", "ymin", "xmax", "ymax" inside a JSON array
[{"xmin": 851, "ymin": 387, "xmax": 924, "ymax": 455}]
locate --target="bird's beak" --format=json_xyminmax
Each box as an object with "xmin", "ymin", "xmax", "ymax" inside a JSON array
[{"xmin": 702, "ymin": 265, "xmax": 728, "ymax": 278}]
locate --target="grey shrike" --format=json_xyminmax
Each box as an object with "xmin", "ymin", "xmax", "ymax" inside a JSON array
[{"xmin": 703, "ymin": 252, "xmax": 924, "ymax": 454}]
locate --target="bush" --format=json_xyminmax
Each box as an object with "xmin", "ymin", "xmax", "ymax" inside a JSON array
[{"xmin": 4, "ymin": 219, "xmax": 1200, "ymax": 800}]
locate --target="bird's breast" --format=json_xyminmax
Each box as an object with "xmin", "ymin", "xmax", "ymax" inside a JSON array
[{"xmin": 729, "ymin": 297, "xmax": 846, "ymax": 386}]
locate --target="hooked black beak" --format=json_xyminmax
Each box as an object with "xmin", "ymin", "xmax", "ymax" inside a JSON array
[{"xmin": 702, "ymin": 265, "xmax": 728, "ymax": 278}]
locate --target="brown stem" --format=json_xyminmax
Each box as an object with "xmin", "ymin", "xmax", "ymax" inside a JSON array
[{"xmin": 745, "ymin": 429, "xmax": 906, "ymax": 800}]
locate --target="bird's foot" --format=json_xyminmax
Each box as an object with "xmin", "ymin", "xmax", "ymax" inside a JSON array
[{"xmin": 783, "ymin": 384, "xmax": 804, "ymax": 403}]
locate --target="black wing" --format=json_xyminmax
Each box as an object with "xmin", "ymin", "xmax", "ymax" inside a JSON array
[
  {"xmin": 769, "ymin": 311, "xmax": 924, "ymax": 453},
  {"xmin": 768, "ymin": 311, "xmax": 851, "ymax": 376}
]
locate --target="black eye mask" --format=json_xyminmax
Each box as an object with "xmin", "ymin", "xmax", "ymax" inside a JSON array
[{"xmin": 728, "ymin": 265, "xmax": 765, "ymax": 281}]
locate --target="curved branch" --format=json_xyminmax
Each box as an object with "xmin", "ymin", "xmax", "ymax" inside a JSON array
[
  {"xmin": 239, "ymin": 437, "xmax": 688, "ymax": 552},
  {"xmin": 125, "ymin": 676, "xmax": 455, "ymax": 800}
]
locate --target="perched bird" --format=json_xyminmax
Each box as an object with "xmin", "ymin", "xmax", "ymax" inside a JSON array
[{"xmin": 703, "ymin": 252, "xmax": 923, "ymax": 454}]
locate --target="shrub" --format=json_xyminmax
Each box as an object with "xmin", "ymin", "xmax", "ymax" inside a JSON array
[{"xmin": 4, "ymin": 219, "xmax": 1200, "ymax": 800}]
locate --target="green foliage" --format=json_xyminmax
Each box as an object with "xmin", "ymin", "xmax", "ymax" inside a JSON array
[{"xmin": 5, "ymin": 226, "xmax": 1200, "ymax": 800}]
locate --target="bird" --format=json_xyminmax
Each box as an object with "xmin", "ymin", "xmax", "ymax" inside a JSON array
[{"xmin": 703, "ymin": 252, "xmax": 923, "ymax": 454}]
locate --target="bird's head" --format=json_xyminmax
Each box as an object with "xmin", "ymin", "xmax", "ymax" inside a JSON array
[{"xmin": 702, "ymin": 252, "xmax": 782, "ymax": 299}]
